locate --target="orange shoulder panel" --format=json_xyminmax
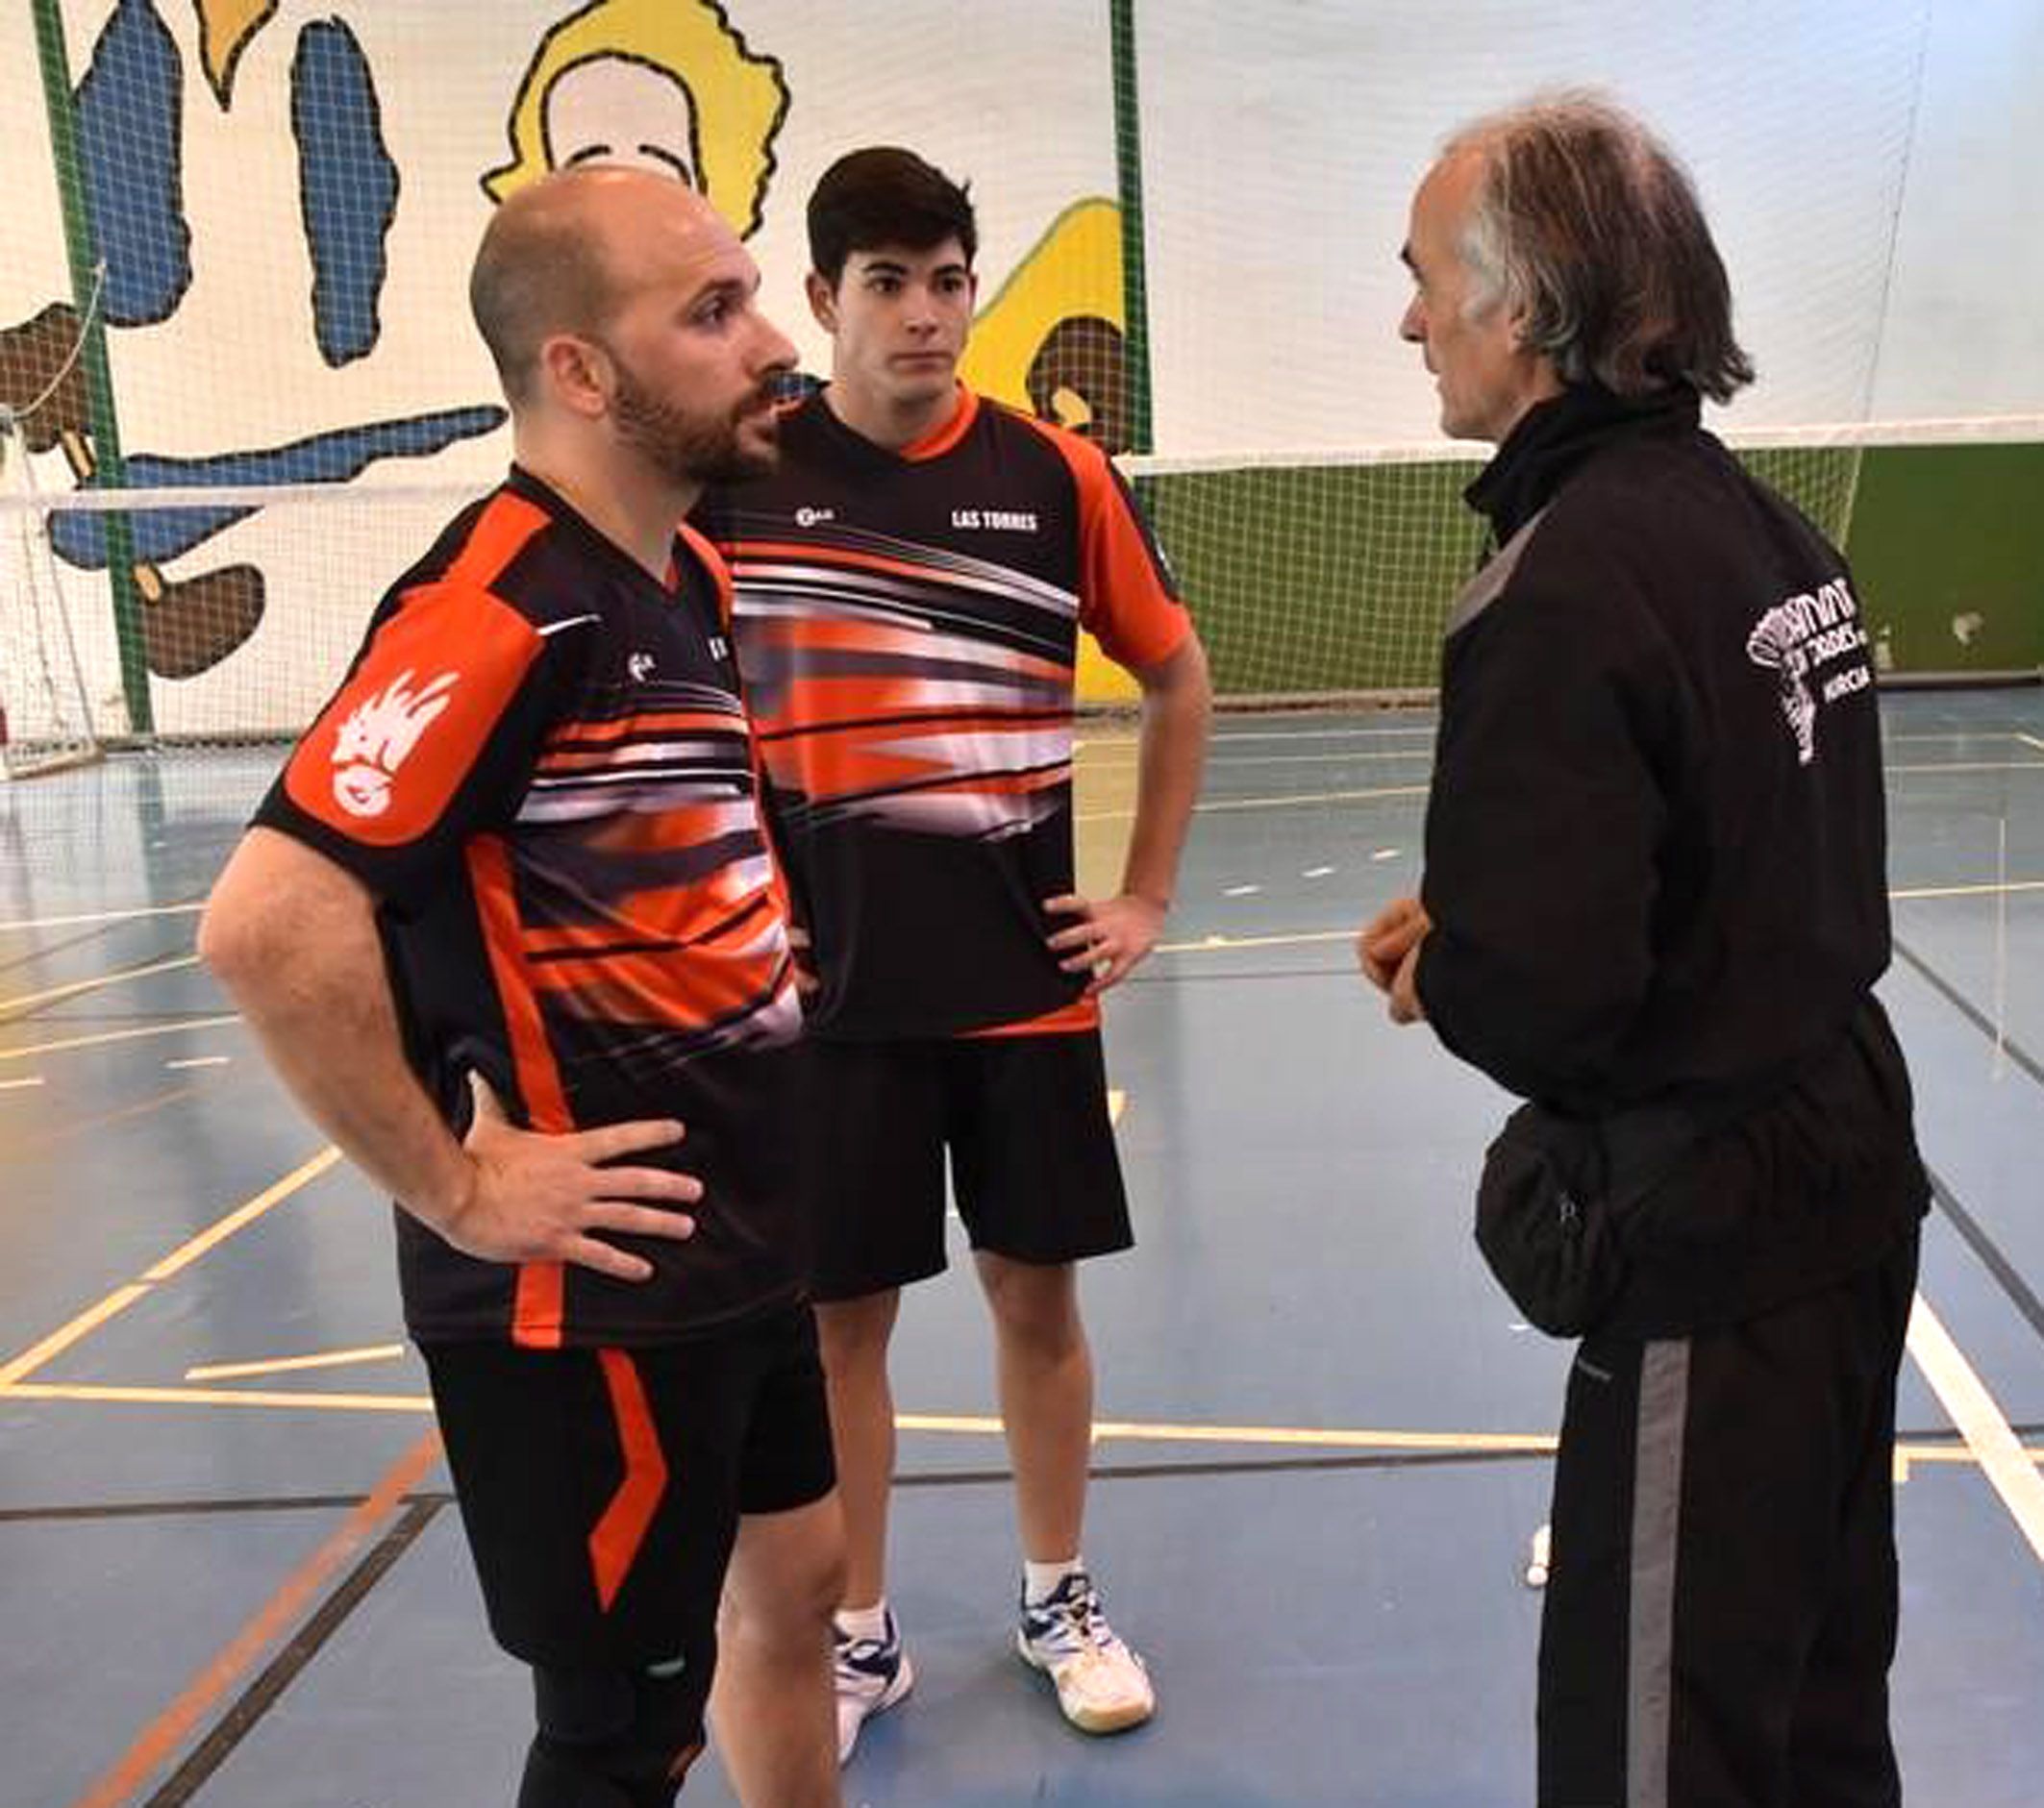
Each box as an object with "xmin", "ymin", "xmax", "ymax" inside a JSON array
[{"xmin": 1003, "ymin": 409, "xmax": 1190, "ymax": 672}]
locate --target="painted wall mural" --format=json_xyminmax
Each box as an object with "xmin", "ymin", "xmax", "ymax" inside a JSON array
[{"xmin": 0, "ymin": 0, "xmax": 1129, "ymax": 732}]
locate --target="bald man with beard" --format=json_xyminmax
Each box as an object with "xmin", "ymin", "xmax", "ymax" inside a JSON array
[{"xmin": 202, "ymin": 169, "xmax": 845, "ymax": 1808}]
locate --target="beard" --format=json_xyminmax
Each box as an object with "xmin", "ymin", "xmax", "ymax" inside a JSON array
[{"xmin": 611, "ymin": 357, "xmax": 780, "ymax": 485}]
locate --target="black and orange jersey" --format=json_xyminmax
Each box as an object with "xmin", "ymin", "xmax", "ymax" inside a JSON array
[
  {"xmin": 256, "ymin": 467, "xmax": 804, "ymax": 1349},
  {"xmin": 694, "ymin": 386, "xmax": 1191, "ymax": 1040}
]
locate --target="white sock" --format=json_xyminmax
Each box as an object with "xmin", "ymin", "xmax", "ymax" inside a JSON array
[
  {"xmin": 835, "ymin": 1599, "xmax": 890, "ymax": 1643},
  {"xmin": 1023, "ymin": 1555, "xmax": 1085, "ymax": 1604}
]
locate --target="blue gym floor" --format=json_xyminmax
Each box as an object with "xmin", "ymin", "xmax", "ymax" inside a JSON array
[{"xmin": 3, "ymin": 687, "xmax": 2039, "ymax": 1807}]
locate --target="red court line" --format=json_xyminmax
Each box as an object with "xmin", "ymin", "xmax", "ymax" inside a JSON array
[{"xmin": 63, "ymin": 1427, "xmax": 442, "ymax": 1808}]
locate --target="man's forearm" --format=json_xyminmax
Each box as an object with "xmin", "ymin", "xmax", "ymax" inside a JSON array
[
  {"xmin": 200, "ymin": 830, "xmax": 474, "ymax": 1230},
  {"xmin": 1120, "ymin": 636, "xmax": 1211, "ymax": 906}
]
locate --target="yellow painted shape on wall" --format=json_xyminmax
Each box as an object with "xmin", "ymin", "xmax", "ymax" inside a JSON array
[
  {"xmin": 962, "ymin": 198, "xmax": 1122, "ymax": 409},
  {"xmin": 194, "ymin": 0, "xmax": 279, "ymax": 108},
  {"xmin": 480, "ymin": 0, "xmax": 788, "ymax": 239},
  {"xmin": 962, "ymin": 199, "xmax": 1139, "ymax": 705}
]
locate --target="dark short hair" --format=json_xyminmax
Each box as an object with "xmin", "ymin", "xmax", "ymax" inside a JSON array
[
  {"xmin": 1446, "ymin": 94, "xmax": 1755, "ymax": 403},
  {"xmin": 807, "ymin": 146, "xmax": 977, "ymax": 286},
  {"xmin": 469, "ymin": 173, "xmax": 621, "ymax": 404}
]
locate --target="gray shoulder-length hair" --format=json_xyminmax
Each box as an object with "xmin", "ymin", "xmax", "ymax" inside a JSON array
[{"xmin": 1444, "ymin": 93, "xmax": 1755, "ymax": 403}]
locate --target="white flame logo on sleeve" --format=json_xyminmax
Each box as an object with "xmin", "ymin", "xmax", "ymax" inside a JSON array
[{"xmin": 331, "ymin": 669, "xmax": 460, "ymax": 818}]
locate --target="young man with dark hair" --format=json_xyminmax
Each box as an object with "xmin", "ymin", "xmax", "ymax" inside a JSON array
[
  {"xmin": 202, "ymin": 167, "xmax": 844, "ymax": 1808},
  {"xmin": 1361, "ymin": 96, "xmax": 1926, "ymax": 1807},
  {"xmin": 697, "ymin": 144, "xmax": 1210, "ymax": 1762}
]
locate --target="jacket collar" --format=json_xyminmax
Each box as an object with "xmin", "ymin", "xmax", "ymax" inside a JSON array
[{"xmin": 1465, "ymin": 383, "xmax": 1702, "ymax": 543}]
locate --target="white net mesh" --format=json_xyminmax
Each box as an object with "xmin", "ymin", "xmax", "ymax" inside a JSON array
[
  {"xmin": 1, "ymin": 409, "xmax": 102, "ymax": 774},
  {"xmin": 1, "ymin": 1, "xmax": 2036, "ymax": 752}
]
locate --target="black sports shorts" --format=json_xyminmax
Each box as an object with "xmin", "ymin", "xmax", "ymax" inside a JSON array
[
  {"xmin": 424, "ymin": 1300, "xmax": 833, "ymax": 1668},
  {"xmin": 802, "ymin": 1029, "xmax": 1133, "ymax": 1300}
]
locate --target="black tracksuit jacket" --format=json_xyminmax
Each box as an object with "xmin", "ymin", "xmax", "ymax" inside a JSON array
[{"xmin": 1413, "ymin": 384, "xmax": 1927, "ymax": 1336}]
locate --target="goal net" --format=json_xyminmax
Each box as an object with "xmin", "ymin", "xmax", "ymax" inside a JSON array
[{"xmin": 1, "ymin": 406, "xmax": 101, "ymax": 776}]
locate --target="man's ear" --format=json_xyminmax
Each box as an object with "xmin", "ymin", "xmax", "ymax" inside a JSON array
[
  {"xmin": 538, "ymin": 333, "xmax": 611, "ymax": 419},
  {"xmin": 806, "ymin": 270, "xmax": 837, "ymax": 334}
]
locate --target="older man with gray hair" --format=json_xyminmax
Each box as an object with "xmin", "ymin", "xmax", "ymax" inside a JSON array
[{"xmin": 1361, "ymin": 96, "xmax": 1926, "ymax": 1807}]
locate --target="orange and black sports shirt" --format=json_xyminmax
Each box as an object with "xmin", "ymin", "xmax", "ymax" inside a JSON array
[
  {"xmin": 257, "ymin": 468, "xmax": 804, "ymax": 1349},
  {"xmin": 694, "ymin": 386, "xmax": 1191, "ymax": 1040}
]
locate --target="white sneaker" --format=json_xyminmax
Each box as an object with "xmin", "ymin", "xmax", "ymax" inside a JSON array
[
  {"xmin": 833, "ymin": 1608, "xmax": 913, "ymax": 1764},
  {"xmin": 1015, "ymin": 1571, "xmax": 1156, "ymax": 1734}
]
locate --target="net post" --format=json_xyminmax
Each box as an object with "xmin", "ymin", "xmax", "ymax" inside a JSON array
[
  {"xmin": 30, "ymin": 0, "xmax": 153, "ymax": 736},
  {"xmin": 1109, "ymin": 0, "xmax": 1155, "ymax": 459}
]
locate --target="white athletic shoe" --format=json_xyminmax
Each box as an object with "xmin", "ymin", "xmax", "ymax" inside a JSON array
[
  {"xmin": 1016, "ymin": 1571, "xmax": 1156, "ymax": 1734},
  {"xmin": 833, "ymin": 1608, "xmax": 913, "ymax": 1764}
]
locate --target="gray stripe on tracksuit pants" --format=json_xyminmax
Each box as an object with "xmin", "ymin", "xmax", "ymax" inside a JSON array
[
  {"xmin": 1625, "ymin": 1340, "xmax": 1689, "ymax": 1808},
  {"xmin": 1537, "ymin": 1236, "xmax": 1913, "ymax": 1808}
]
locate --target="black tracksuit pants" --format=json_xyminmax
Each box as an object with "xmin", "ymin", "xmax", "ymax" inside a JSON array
[{"xmin": 1537, "ymin": 1229, "xmax": 1920, "ymax": 1808}]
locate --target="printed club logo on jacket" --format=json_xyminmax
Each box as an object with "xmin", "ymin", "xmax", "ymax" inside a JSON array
[{"xmin": 1745, "ymin": 574, "xmax": 1871, "ymax": 766}]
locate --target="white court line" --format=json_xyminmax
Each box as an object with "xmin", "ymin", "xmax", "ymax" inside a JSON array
[
  {"xmin": 1149, "ymin": 878, "xmax": 2036, "ymax": 957},
  {"xmin": 1890, "ymin": 879, "xmax": 2044, "ymax": 902},
  {"xmin": 1084, "ymin": 747, "xmax": 1438, "ymax": 769},
  {"xmin": 165, "ymin": 1055, "xmax": 231, "ymax": 1071},
  {"xmin": 1179, "ymin": 725, "xmax": 1443, "ymax": 745},
  {"xmin": 2019, "ymin": 732, "xmax": 2044, "ymax": 756},
  {"xmin": 0, "ymin": 901, "xmax": 205, "ymax": 933},
  {"xmin": 1887, "ymin": 760, "xmax": 2044, "ymax": 775},
  {"xmin": 1078, "ymin": 782, "xmax": 1429, "ymax": 824},
  {"xmin": 0, "ymin": 953, "xmax": 201, "ymax": 1020},
  {"xmin": 1082, "ymin": 751, "xmax": 2042, "ymax": 776},
  {"xmin": 1157, "ymin": 929, "xmax": 1357, "ymax": 954},
  {"xmin": 0, "ymin": 1075, "xmax": 47, "ymax": 1091},
  {"xmin": 1906, "ymin": 1292, "xmax": 2044, "ymax": 1565}
]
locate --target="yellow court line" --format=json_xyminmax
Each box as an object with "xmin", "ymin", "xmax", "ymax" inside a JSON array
[
  {"xmin": 0, "ymin": 1146, "xmax": 340, "ymax": 1389},
  {"xmin": 186, "ymin": 1343, "xmax": 406, "ymax": 1382},
  {"xmin": 10, "ymin": 1379, "xmax": 2043, "ymax": 1480},
  {"xmin": 0, "ymin": 1013, "xmax": 243, "ymax": 1062},
  {"xmin": 0, "ymin": 1286, "xmax": 154, "ymax": 1391},
  {"xmin": 0, "ymin": 953, "xmax": 201, "ymax": 1021},
  {"xmin": 145, "ymin": 1146, "xmax": 342, "ymax": 1281},
  {"xmin": 1094, "ymin": 1418, "xmax": 1555, "ymax": 1453},
  {"xmin": 1108, "ymin": 1089, "xmax": 1126, "ymax": 1126},
  {"xmin": 5, "ymin": 1381, "xmax": 432, "ymax": 1414},
  {"xmin": 1907, "ymin": 1291, "xmax": 2044, "ymax": 1565}
]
